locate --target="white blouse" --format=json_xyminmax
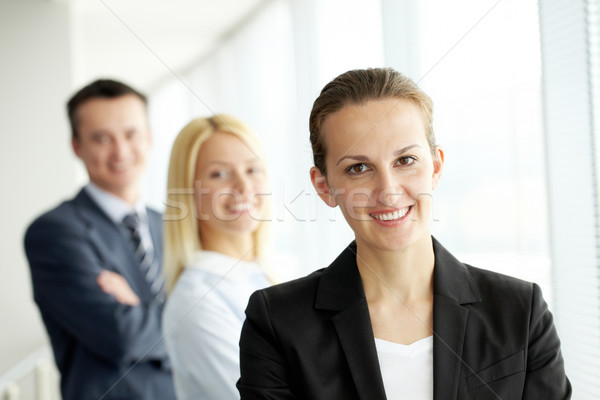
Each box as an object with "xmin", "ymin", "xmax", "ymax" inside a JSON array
[
  {"xmin": 374, "ymin": 336, "xmax": 434, "ymax": 400},
  {"xmin": 163, "ymin": 251, "xmax": 270, "ymax": 400}
]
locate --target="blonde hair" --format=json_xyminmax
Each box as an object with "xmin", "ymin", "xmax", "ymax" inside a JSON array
[{"xmin": 163, "ymin": 114, "xmax": 270, "ymax": 291}]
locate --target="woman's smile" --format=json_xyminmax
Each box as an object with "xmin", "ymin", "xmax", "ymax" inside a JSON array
[
  {"xmin": 369, "ymin": 205, "xmax": 412, "ymax": 224},
  {"xmin": 312, "ymin": 98, "xmax": 443, "ymax": 253}
]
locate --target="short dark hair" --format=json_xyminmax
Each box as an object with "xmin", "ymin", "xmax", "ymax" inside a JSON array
[
  {"xmin": 309, "ymin": 68, "xmax": 434, "ymax": 175},
  {"xmin": 67, "ymin": 79, "xmax": 148, "ymax": 139}
]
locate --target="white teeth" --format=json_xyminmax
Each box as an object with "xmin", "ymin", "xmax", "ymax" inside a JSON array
[{"xmin": 371, "ymin": 207, "xmax": 409, "ymax": 221}]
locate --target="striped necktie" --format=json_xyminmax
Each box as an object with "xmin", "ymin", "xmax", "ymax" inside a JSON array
[{"xmin": 122, "ymin": 212, "xmax": 165, "ymax": 303}]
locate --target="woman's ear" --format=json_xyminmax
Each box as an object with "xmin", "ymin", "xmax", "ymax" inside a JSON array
[
  {"xmin": 432, "ymin": 146, "xmax": 444, "ymax": 190},
  {"xmin": 310, "ymin": 166, "xmax": 337, "ymax": 207}
]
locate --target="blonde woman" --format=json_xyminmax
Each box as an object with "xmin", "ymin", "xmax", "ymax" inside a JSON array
[{"xmin": 162, "ymin": 115, "xmax": 272, "ymax": 400}]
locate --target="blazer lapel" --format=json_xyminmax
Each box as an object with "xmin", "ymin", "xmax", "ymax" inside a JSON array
[
  {"xmin": 433, "ymin": 294, "xmax": 468, "ymax": 400},
  {"xmin": 432, "ymin": 238, "xmax": 481, "ymax": 400},
  {"xmin": 146, "ymin": 209, "xmax": 163, "ymax": 264},
  {"xmin": 316, "ymin": 243, "xmax": 388, "ymax": 400},
  {"xmin": 73, "ymin": 190, "xmax": 145, "ymax": 294},
  {"xmin": 315, "ymin": 238, "xmax": 480, "ymax": 400}
]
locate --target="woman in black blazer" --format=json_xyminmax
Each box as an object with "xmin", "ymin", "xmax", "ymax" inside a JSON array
[{"xmin": 237, "ymin": 68, "xmax": 571, "ymax": 399}]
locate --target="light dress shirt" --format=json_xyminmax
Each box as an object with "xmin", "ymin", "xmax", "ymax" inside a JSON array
[
  {"xmin": 84, "ymin": 182, "xmax": 153, "ymax": 252},
  {"xmin": 374, "ymin": 335, "xmax": 433, "ymax": 400},
  {"xmin": 163, "ymin": 250, "xmax": 270, "ymax": 400}
]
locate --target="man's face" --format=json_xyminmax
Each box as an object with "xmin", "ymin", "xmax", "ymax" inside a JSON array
[{"xmin": 71, "ymin": 94, "xmax": 151, "ymax": 203}]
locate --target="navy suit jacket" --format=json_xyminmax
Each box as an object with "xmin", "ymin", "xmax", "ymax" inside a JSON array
[
  {"xmin": 238, "ymin": 238, "xmax": 571, "ymax": 399},
  {"xmin": 24, "ymin": 189, "xmax": 175, "ymax": 400}
]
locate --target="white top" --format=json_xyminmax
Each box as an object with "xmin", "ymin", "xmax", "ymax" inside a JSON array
[
  {"xmin": 163, "ymin": 251, "xmax": 270, "ymax": 400},
  {"xmin": 374, "ymin": 336, "xmax": 434, "ymax": 400}
]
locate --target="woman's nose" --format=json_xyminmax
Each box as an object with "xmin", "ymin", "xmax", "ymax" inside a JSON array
[
  {"xmin": 233, "ymin": 172, "xmax": 251, "ymax": 195},
  {"xmin": 376, "ymin": 170, "xmax": 404, "ymax": 206}
]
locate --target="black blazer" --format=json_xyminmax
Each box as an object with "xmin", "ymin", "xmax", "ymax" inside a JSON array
[
  {"xmin": 238, "ymin": 238, "xmax": 571, "ymax": 399},
  {"xmin": 24, "ymin": 189, "xmax": 175, "ymax": 400}
]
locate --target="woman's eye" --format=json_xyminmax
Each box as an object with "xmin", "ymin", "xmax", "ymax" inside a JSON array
[
  {"xmin": 346, "ymin": 163, "xmax": 370, "ymax": 174},
  {"xmin": 396, "ymin": 156, "xmax": 416, "ymax": 166}
]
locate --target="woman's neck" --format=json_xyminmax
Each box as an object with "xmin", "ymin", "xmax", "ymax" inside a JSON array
[
  {"xmin": 199, "ymin": 230, "xmax": 256, "ymax": 262},
  {"xmin": 356, "ymin": 235, "xmax": 435, "ymax": 305}
]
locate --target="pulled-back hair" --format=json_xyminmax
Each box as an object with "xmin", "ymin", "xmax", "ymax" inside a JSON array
[{"xmin": 309, "ymin": 68, "xmax": 435, "ymax": 175}]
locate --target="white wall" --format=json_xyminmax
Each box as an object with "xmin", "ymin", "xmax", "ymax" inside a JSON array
[
  {"xmin": 0, "ymin": 1, "xmax": 78, "ymax": 376},
  {"xmin": 148, "ymin": 0, "xmax": 385, "ymax": 281}
]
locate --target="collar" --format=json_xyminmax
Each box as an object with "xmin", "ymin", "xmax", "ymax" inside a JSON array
[
  {"xmin": 315, "ymin": 237, "xmax": 480, "ymax": 312},
  {"xmin": 431, "ymin": 237, "xmax": 481, "ymax": 304},
  {"xmin": 187, "ymin": 250, "xmax": 264, "ymax": 282},
  {"xmin": 84, "ymin": 182, "xmax": 147, "ymax": 225}
]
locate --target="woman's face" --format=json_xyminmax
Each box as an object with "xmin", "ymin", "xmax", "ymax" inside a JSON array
[
  {"xmin": 310, "ymin": 99, "xmax": 444, "ymax": 253},
  {"xmin": 195, "ymin": 131, "xmax": 268, "ymax": 240}
]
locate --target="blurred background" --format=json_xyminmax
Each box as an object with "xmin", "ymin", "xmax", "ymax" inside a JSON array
[{"xmin": 1, "ymin": 0, "xmax": 598, "ymax": 398}]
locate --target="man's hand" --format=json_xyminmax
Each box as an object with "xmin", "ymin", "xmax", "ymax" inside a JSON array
[{"xmin": 96, "ymin": 270, "xmax": 140, "ymax": 306}]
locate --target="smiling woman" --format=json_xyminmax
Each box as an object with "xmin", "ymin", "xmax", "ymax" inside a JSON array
[
  {"xmin": 237, "ymin": 68, "xmax": 572, "ymax": 400},
  {"xmin": 161, "ymin": 114, "xmax": 273, "ymax": 400},
  {"xmin": 311, "ymin": 99, "xmax": 443, "ymax": 258},
  {"xmin": 194, "ymin": 131, "xmax": 269, "ymax": 244}
]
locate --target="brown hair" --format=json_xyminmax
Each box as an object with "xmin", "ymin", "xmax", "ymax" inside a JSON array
[
  {"xmin": 309, "ymin": 68, "xmax": 435, "ymax": 175},
  {"xmin": 67, "ymin": 79, "xmax": 147, "ymax": 139}
]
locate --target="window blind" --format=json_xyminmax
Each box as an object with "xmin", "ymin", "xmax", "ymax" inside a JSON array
[{"xmin": 539, "ymin": 0, "xmax": 600, "ymax": 398}]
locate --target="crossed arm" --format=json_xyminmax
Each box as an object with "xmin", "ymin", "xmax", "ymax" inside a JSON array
[
  {"xmin": 97, "ymin": 269, "xmax": 140, "ymax": 306},
  {"xmin": 25, "ymin": 215, "xmax": 167, "ymax": 365}
]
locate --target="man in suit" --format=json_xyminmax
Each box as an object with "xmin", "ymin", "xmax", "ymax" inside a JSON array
[{"xmin": 24, "ymin": 79, "xmax": 176, "ymax": 399}]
